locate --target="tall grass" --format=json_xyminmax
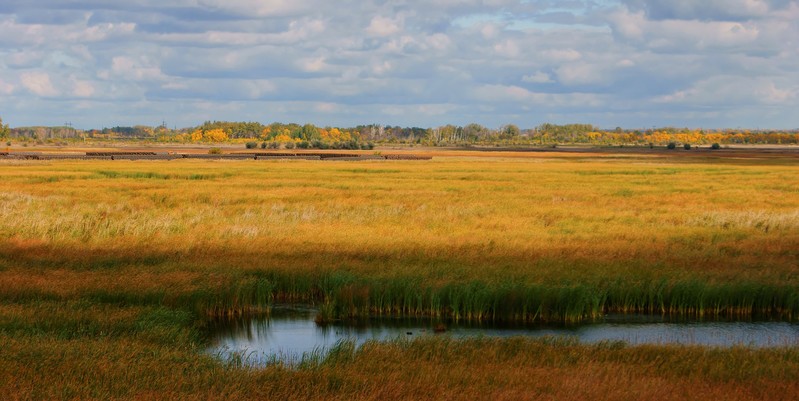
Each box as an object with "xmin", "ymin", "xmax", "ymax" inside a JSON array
[
  {"xmin": 211, "ymin": 272, "xmax": 799, "ymax": 322},
  {"xmin": 1, "ymin": 151, "xmax": 799, "ymax": 399},
  {"xmin": 3, "ymin": 330, "xmax": 799, "ymax": 400},
  {"xmin": 1, "ymin": 154, "xmax": 798, "ymax": 321}
]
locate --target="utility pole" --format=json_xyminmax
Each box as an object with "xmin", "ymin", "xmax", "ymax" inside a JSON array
[{"xmin": 64, "ymin": 122, "xmax": 74, "ymax": 141}]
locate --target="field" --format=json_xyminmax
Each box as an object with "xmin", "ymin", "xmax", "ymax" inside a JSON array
[{"xmin": 1, "ymin": 148, "xmax": 799, "ymax": 399}]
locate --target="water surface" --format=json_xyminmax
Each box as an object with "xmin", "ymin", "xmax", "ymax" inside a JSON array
[{"xmin": 208, "ymin": 306, "xmax": 799, "ymax": 367}]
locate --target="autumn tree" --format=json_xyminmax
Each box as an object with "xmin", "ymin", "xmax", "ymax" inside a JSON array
[
  {"xmin": 273, "ymin": 133, "xmax": 293, "ymax": 143},
  {"xmin": 436, "ymin": 125, "xmax": 459, "ymax": 143},
  {"xmin": 0, "ymin": 116, "xmax": 9, "ymax": 140},
  {"xmin": 297, "ymin": 124, "xmax": 321, "ymax": 141},
  {"xmin": 499, "ymin": 124, "xmax": 520, "ymax": 139},
  {"xmin": 320, "ymin": 127, "xmax": 353, "ymax": 143},
  {"xmin": 204, "ymin": 128, "xmax": 229, "ymax": 142},
  {"xmin": 260, "ymin": 126, "xmax": 272, "ymax": 140},
  {"xmin": 463, "ymin": 123, "xmax": 490, "ymax": 142}
]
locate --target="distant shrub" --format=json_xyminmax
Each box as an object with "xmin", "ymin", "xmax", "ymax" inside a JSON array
[
  {"xmin": 208, "ymin": 148, "xmax": 222, "ymax": 154},
  {"xmin": 284, "ymin": 141, "xmax": 296, "ymax": 149},
  {"xmin": 711, "ymin": 143, "xmax": 721, "ymax": 150},
  {"xmin": 268, "ymin": 141, "xmax": 279, "ymax": 149},
  {"xmin": 260, "ymin": 141, "xmax": 267, "ymax": 149},
  {"xmin": 5, "ymin": 141, "xmax": 10, "ymax": 146},
  {"xmin": 340, "ymin": 140, "xmax": 359, "ymax": 150},
  {"xmin": 667, "ymin": 142, "xmax": 676, "ymax": 150},
  {"xmin": 296, "ymin": 141, "xmax": 310, "ymax": 149},
  {"xmin": 683, "ymin": 143, "xmax": 692, "ymax": 150},
  {"xmin": 361, "ymin": 142, "xmax": 375, "ymax": 150},
  {"xmin": 245, "ymin": 141, "xmax": 258, "ymax": 149}
]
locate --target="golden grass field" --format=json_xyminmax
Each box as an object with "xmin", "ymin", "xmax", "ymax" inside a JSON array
[{"xmin": 1, "ymin": 148, "xmax": 798, "ymax": 399}]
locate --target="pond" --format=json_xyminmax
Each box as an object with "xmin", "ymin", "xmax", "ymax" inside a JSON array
[{"xmin": 208, "ymin": 305, "xmax": 799, "ymax": 367}]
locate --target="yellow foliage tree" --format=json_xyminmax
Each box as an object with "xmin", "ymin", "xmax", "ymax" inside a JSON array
[
  {"xmin": 260, "ymin": 126, "xmax": 272, "ymax": 140},
  {"xmin": 204, "ymin": 128, "xmax": 229, "ymax": 142},
  {"xmin": 273, "ymin": 133, "xmax": 292, "ymax": 143},
  {"xmin": 320, "ymin": 128, "xmax": 353, "ymax": 143}
]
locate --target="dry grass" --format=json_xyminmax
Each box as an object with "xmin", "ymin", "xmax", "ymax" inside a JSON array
[
  {"xmin": 1, "ymin": 149, "xmax": 798, "ymax": 399},
  {"xmin": 1, "ymin": 153, "xmax": 797, "ymax": 318},
  {"xmin": 1, "ymin": 332, "xmax": 798, "ymax": 400}
]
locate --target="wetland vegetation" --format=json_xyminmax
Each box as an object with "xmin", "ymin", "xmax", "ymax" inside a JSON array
[{"xmin": 1, "ymin": 148, "xmax": 798, "ymax": 399}]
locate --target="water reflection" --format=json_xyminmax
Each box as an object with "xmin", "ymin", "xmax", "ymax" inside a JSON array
[{"xmin": 208, "ymin": 306, "xmax": 799, "ymax": 367}]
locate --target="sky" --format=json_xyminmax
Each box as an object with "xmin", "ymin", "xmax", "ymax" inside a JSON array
[{"xmin": 0, "ymin": 0, "xmax": 797, "ymax": 130}]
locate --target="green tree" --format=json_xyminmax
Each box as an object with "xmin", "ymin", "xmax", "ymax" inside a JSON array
[
  {"xmin": 499, "ymin": 124, "xmax": 520, "ymax": 139},
  {"xmin": 463, "ymin": 123, "xmax": 489, "ymax": 142},
  {"xmin": 296, "ymin": 124, "xmax": 321, "ymax": 141},
  {"xmin": 0, "ymin": 116, "xmax": 9, "ymax": 140}
]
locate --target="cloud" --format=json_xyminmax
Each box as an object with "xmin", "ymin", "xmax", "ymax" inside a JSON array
[
  {"xmin": 656, "ymin": 76, "xmax": 798, "ymax": 106},
  {"xmin": 621, "ymin": 0, "xmax": 779, "ymax": 21},
  {"xmin": 473, "ymin": 84, "xmax": 603, "ymax": 108},
  {"xmin": 522, "ymin": 71, "xmax": 553, "ymax": 84},
  {"xmin": 20, "ymin": 72, "xmax": 58, "ymax": 97},
  {"xmin": 0, "ymin": 79, "xmax": 14, "ymax": 95},
  {"xmin": 366, "ymin": 16, "xmax": 402, "ymax": 37},
  {"xmin": 608, "ymin": 8, "xmax": 762, "ymax": 52},
  {"xmin": 0, "ymin": 1, "xmax": 797, "ymax": 129},
  {"xmin": 71, "ymin": 78, "xmax": 95, "ymax": 97},
  {"xmin": 556, "ymin": 63, "xmax": 612, "ymax": 86},
  {"xmin": 104, "ymin": 56, "xmax": 167, "ymax": 81},
  {"xmin": 195, "ymin": 0, "xmax": 312, "ymax": 17},
  {"xmin": 541, "ymin": 48, "xmax": 582, "ymax": 62}
]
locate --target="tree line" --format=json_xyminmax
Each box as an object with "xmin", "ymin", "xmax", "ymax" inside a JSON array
[{"xmin": 2, "ymin": 117, "xmax": 798, "ymax": 147}]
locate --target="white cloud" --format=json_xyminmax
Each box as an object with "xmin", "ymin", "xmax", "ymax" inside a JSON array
[
  {"xmin": 556, "ymin": 63, "xmax": 612, "ymax": 86},
  {"xmin": 522, "ymin": 71, "xmax": 553, "ymax": 83},
  {"xmin": 0, "ymin": 1, "xmax": 797, "ymax": 129},
  {"xmin": 657, "ymin": 76, "xmax": 798, "ymax": 106},
  {"xmin": 107, "ymin": 56, "xmax": 166, "ymax": 81},
  {"xmin": 196, "ymin": 0, "xmax": 311, "ymax": 17},
  {"xmin": 493, "ymin": 39, "xmax": 520, "ymax": 58},
  {"xmin": 541, "ymin": 49, "xmax": 582, "ymax": 62},
  {"xmin": 623, "ymin": 0, "xmax": 774, "ymax": 21},
  {"xmin": 0, "ymin": 79, "xmax": 14, "ymax": 95},
  {"xmin": 6, "ymin": 51, "xmax": 45, "ymax": 68},
  {"xmin": 609, "ymin": 7, "xmax": 770, "ymax": 52},
  {"xmin": 20, "ymin": 72, "xmax": 58, "ymax": 97},
  {"xmin": 314, "ymin": 102, "xmax": 339, "ymax": 113},
  {"xmin": 366, "ymin": 16, "xmax": 402, "ymax": 37},
  {"xmin": 297, "ymin": 56, "xmax": 329, "ymax": 73},
  {"xmin": 425, "ymin": 33, "xmax": 452, "ymax": 50},
  {"xmin": 71, "ymin": 78, "xmax": 95, "ymax": 97},
  {"xmin": 473, "ymin": 84, "xmax": 603, "ymax": 107},
  {"xmin": 243, "ymin": 80, "xmax": 277, "ymax": 99}
]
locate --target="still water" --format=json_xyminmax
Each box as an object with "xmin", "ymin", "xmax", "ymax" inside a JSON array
[{"xmin": 208, "ymin": 306, "xmax": 799, "ymax": 367}]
